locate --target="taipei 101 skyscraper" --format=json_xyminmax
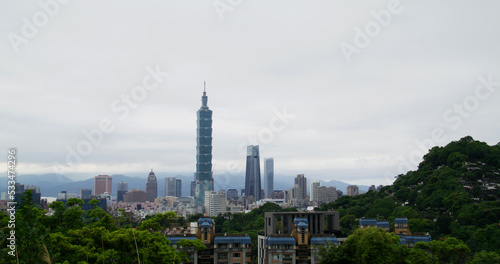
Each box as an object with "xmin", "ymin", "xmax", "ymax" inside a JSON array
[{"xmin": 195, "ymin": 83, "xmax": 214, "ymax": 206}]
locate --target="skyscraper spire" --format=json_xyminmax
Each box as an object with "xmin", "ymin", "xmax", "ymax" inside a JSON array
[{"xmin": 201, "ymin": 82, "xmax": 208, "ymax": 108}]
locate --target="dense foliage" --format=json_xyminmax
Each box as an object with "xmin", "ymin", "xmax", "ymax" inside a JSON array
[
  {"xmin": 319, "ymin": 228, "xmax": 500, "ymax": 264},
  {"xmin": 318, "ymin": 136, "xmax": 500, "ymax": 256},
  {"xmin": 0, "ymin": 192, "xmax": 195, "ymax": 264}
]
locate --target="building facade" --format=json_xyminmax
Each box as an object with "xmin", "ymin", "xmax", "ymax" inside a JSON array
[
  {"xmin": 94, "ymin": 175, "xmax": 112, "ymax": 196},
  {"xmin": 309, "ymin": 181, "xmax": 320, "ymax": 202},
  {"xmin": 316, "ymin": 186, "xmax": 338, "ymax": 205},
  {"xmin": 124, "ymin": 189, "xmax": 148, "ymax": 203},
  {"xmin": 146, "ymin": 170, "xmax": 157, "ymax": 202},
  {"xmin": 346, "ymin": 185, "xmax": 359, "ymax": 196},
  {"xmin": 259, "ymin": 211, "xmax": 340, "ymax": 264},
  {"xmin": 264, "ymin": 158, "xmax": 274, "ymax": 199},
  {"xmin": 195, "ymin": 87, "xmax": 214, "ymax": 206},
  {"xmin": 294, "ymin": 174, "xmax": 307, "ymax": 200},
  {"xmin": 204, "ymin": 190, "xmax": 227, "ymax": 217},
  {"xmin": 167, "ymin": 217, "xmax": 252, "ymax": 264},
  {"xmin": 116, "ymin": 182, "xmax": 128, "ymax": 202},
  {"xmin": 245, "ymin": 145, "xmax": 262, "ymax": 201}
]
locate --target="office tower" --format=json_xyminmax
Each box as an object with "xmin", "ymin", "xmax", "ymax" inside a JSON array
[
  {"xmin": 226, "ymin": 188, "xmax": 239, "ymax": 200},
  {"xmin": 346, "ymin": 185, "xmax": 359, "ymax": 196},
  {"xmin": 195, "ymin": 85, "xmax": 214, "ymax": 206},
  {"xmin": 264, "ymin": 158, "xmax": 274, "ymax": 198},
  {"xmin": 294, "ymin": 174, "xmax": 307, "ymax": 200},
  {"xmin": 190, "ymin": 180, "xmax": 196, "ymax": 197},
  {"xmin": 146, "ymin": 169, "xmax": 157, "ymax": 202},
  {"xmin": 116, "ymin": 182, "xmax": 128, "ymax": 202},
  {"xmin": 94, "ymin": 175, "xmax": 112, "ymax": 195},
  {"xmin": 165, "ymin": 177, "xmax": 178, "ymax": 197},
  {"xmin": 245, "ymin": 145, "xmax": 262, "ymax": 201},
  {"xmin": 81, "ymin": 189, "xmax": 92, "ymax": 199},
  {"xmin": 26, "ymin": 185, "xmax": 40, "ymax": 193},
  {"xmin": 176, "ymin": 179, "xmax": 182, "ymax": 197},
  {"xmin": 310, "ymin": 181, "xmax": 320, "ymax": 201},
  {"xmin": 204, "ymin": 190, "xmax": 227, "ymax": 217}
]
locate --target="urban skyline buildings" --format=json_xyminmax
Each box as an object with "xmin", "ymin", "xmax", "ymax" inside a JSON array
[
  {"xmin": 165, "ymin": 177, "xmax": 182, "ymax": 197},
  {"xmin": 146, "ymin": 170, "xmax": 157, "ymax": 202},
  {"xmin": 264, "ymin": 158, "xmax": 274, "ymax": 199},
  {"xmin": 245, "ymin": 145, "xmax": 262, "ymax": 201},
  {"xmin": 294, "ymin": 174, "xmax": 307, "ymax": 200},
  {"xmin": 195, "ymin": 85, "xmax": 214, "ymax": 206},
  {"xmin": 94, "ymin": 175, "xmax": 112, "ymax": 196},
  {"xmin": 310, "ymin": 181, "xmax": 320, "ymax": 202},
  {"xmin": 117, "ymin": 182, "xmax": 128, "ymax": 202}
]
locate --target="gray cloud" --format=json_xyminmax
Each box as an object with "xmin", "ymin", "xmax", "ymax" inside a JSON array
[{"xmin": 1, "ymin": 0, "xmax": 499, "ymax": 186}]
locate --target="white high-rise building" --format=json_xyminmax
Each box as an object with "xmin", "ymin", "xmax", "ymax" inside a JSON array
[
  {"xmin": 204, "ymin": 190, "xmax": 227, "ymax": 217},
  {"xmin": 310, "ymin": 181, "xmax": 320, "ymax": 201}
]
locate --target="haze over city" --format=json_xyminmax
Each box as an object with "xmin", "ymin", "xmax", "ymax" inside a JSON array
[{"xmin": 1, "ymin": 0, "xmax": 499, "ymax": 186}]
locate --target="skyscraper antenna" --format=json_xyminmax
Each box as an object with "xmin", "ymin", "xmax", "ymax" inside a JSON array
[{"xmin": 204, "ymin": 81, "xmax": 206, "ymax": 92}]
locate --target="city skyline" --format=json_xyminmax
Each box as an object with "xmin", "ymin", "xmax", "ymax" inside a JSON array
[{"xmin": 2, "ymin": 1, "xmax": 500, "ymax": 187}]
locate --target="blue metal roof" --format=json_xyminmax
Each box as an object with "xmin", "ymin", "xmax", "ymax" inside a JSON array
[
  {"xmin": 377, "ymin": 221, "xmax": 390, "ymax": 228},
  {"xmin": 214, "ymin": 236, "xmax": 251, "ymax": 245},
  {"xmin": 395, "ymin": 218, "xmax": 409, "ymax": 224},
  {"xmin": 398, "ymin": 234, "xmax": 431, "ymax": 245},
  {"xmin": 198, "ymin": 218, "xmax": 213, "ymax": 224},
  {"xmin": 201, "ymin": 222, "xmax": 211, "ymax": 228},
  {"xmin": 359, "ymin": 219, "xmax": 377, "ymax": 225},
  {"xmin": 266, "ymin": 237, "xmax": 296, "ymax": 246},
  {"xmin": 310, "ymin": 237, "xmax": 338, "ymax": 245},
  {"xmin": 298, "ymin": 222, "xmax": 308, "ymax": 229},
  {"xmin": 167, "ymin": 237, "xmax": 197, "ymax": 244},
  {"xmin": 294, "ymin": 218, "xmax": 308, "ymax": 224}
]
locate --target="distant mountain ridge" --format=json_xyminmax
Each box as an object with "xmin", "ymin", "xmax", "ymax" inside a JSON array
[{"xmin": 0, "ymin": 172, "xmax": 367, "ymax": 197}]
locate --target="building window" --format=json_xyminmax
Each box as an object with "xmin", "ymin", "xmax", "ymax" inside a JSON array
[
  {"xmin": 272, "ymin": 255, "xmax": 279, "ymax": 260},
  {"xmin": 218, "ymin": 253, "xmax": 228, "ymax": 260},
  {"xmin": 233, "ymin": 243, "xmax": 240, "ymax": 248},
  {"xmin": 283, "ymin": 254, "xmax": 292, "ymax": 261},
  {"xmin": 233, "ymin": 252, "xmax": 241, "ymax": 258},
  {"xmin": 219, "ymin": 243, "xmax": 228, "ymax": 249}
]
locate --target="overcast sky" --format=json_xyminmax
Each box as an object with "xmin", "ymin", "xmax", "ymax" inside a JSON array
[{"xmin": 1, "ymin": 0, "xmax": 499, "ymax": 187}]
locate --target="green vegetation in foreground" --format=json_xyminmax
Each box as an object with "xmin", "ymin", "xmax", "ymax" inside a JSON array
[{"xmin": 317, "ymin": 136, "xmax": 500, "ymax": 258}]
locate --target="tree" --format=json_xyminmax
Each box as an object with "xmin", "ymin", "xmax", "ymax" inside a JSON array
[
  {"xmin": 413, "ymin": 237, "xmax": 471, "ymax": 264},
  {"xmin": 405, "ymin": 248, "xmax": 438, "ymax": 264},
  {"xmin": 320, "ymin": 228, "xmax": 407, "ymax": 264},
  {"xmin": 339, "ymin": 214, "xmax": 357, "ymax": 235},
  {"xmin": 469, "ymin": 250, "xmax": 500, "ymax": 264},
  {"xmin": 138, "ymin": 212, "xmax": 178, "ymax": 232},
  {"xmin": 15, "ymin": 190, "xmax": 50, "ymax": 264}
]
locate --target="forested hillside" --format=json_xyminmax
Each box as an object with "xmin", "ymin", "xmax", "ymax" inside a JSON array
[{"xmin": 318, "ymin": 136, "xmax": 500, "ymax": 253}]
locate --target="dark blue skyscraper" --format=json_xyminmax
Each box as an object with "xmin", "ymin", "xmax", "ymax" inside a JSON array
[
  {"xmin": 245, "ymin": 145, "xmax": 262, "ymax": 201},
  {"xmin": 195, "ymin": 85, "xmax": 214, "ymax": 206}
]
